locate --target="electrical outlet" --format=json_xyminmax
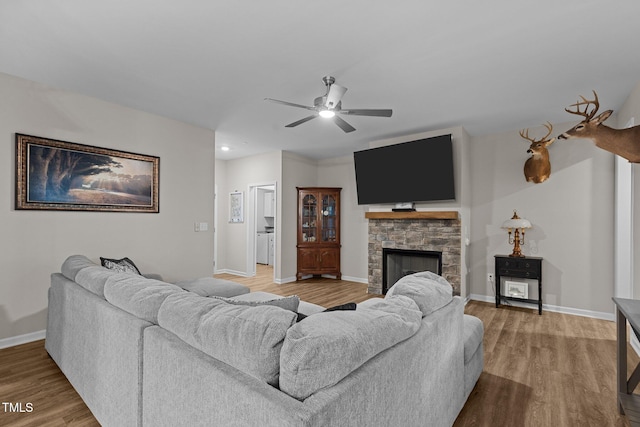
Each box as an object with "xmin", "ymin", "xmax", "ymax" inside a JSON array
[{"xmin": 487, "ymin": 273, "xmax": 494, "ymax": 282}]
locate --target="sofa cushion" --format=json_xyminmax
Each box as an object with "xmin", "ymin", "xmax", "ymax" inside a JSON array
[
  {"xmin": 386, "ymin": 271, "xmax": 453, "ymax": 317},
  {"xmin": 176, "ymin": 277, "xmax": 249, "ymax": 298},
  {"xmin": 74, "ymin": 265, "xmax": 117, "ymax": 298},
  {"xmin": 61, "ymin": 255, "xmax": 98, "ymax": 281},
  {"xmin": 100, "ymin": 256, "xmax": 142, "ymax": 275},
  {"xmin": 104, "ymin": 275, "xmax": 184, "ymax": 324},
  {"xmin": 232, "ymin": 291, "xmax": 325, "ymax": 317},
  {"xmin": 279, "ymin": 295, "xmax": 422, "ymax": 400},
  {"xmin": 157, "ymin": 292, "xmax": 297, "ymax": 386},
  {"xmin": 212, "ymin": 295, "xmax": 300, "ymax": 313},
  {"xmin": 463, "ymin": 315, "xmax": 484, "ymax": 364}
]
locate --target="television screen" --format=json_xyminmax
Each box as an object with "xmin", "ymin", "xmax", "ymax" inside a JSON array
[{"xmin": 353, "ymin": 134, "xmax": 455, "ymax": 205}]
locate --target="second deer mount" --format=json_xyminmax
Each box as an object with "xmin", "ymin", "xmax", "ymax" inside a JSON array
[
  {"xmin": 557, "ymin": 90, "xmax": 640, "ymax": 163},
  {"xmin": 520, "ymin": 122, "xmax": 555, "ymax": 184}
]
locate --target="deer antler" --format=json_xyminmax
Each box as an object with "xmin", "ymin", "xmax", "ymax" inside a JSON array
[
  {"xmin": 520, "ymin": 122, "xmax": 553, "ymax": 143},
  {"xmin": 565, "ymin": 90, "xmax": 599, "ymax": 121}
]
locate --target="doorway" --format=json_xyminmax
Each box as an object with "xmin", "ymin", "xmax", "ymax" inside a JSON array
[{"xmin": 246, "ymin": 182, "xmax": 277, "ymax": 283}]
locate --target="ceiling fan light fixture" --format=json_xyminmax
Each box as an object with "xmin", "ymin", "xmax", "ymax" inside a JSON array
[{"xmin": 319, "ymin": 109, "xmax": 335, "ymax": 119}]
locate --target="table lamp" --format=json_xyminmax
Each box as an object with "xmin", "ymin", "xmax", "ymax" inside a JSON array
[{"xmin": 501, "ymin": 210, "xmax": 532, "ymax": 257}]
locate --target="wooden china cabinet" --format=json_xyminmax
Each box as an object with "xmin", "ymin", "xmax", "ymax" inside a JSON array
[{"xmin": 296, "ymin": 187, "xmax": 341, "ymax": 281}]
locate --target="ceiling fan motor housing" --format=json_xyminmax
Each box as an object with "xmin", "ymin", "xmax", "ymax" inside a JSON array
[
  {"xmin": 314, "ymin": 96, "xmax": 341, "ymax": 110},
  {"xmin": 265, "ymin": 76, "xmax": 392, "ymax": 132}
]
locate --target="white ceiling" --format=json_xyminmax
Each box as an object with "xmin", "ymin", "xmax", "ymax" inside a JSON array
[{"xmin": 2, "ymin": 1, "xmax": 640, "ymax": 160}]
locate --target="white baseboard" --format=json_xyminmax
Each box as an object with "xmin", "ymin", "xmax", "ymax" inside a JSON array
[
  {"xmin": 215, "ymin": 268, "xmax": 249, "ymax": 277},
  {"xmin": 341, "ymin": 275, "xmax": 368, "ymax": 284},
  {"xmin": 0, "ymin": 330, "xmax": 46, "ymax": 350},
  {"xmin": 469, "ymin": 294, "xmax": 615, "ymax": 321}
]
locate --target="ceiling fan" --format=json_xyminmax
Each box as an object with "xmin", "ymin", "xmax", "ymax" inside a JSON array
[{"xmin": 265, "ymin": 76, "xmax": 392, "ymax": 133}]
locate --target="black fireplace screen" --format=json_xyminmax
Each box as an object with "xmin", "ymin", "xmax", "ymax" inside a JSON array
[{"xmin": 382, "ymin": 249, "xmax": 442, "ymax": 294}]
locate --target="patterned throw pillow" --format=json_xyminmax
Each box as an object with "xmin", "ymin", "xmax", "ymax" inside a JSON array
[{"xmin": 100, "ymin": 257, "xmax": 142, "ymax": 275}]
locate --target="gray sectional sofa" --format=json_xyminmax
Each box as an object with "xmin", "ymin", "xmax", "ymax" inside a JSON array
[{"xmin": 45, "ymin": 255, "xmax": 483, "ymax": 427}]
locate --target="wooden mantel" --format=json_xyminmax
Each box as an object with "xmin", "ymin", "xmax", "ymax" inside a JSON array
[{"xmin": 364, "ymin": 211, "xmax": 459, "ymax": 220}]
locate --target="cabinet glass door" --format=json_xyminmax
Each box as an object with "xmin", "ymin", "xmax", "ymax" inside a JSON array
[
  {"xmin": 321, "ymin": 194, "xmax": 337, "ymax": 242},
  {"xmin": 301, "ymin": 194, "xmax": 317, "ymax": 242}
]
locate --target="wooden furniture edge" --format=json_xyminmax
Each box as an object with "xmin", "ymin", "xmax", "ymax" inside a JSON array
[{"xmin": 364, "ymin": 211, "xmax": 459, "ymax": 220}]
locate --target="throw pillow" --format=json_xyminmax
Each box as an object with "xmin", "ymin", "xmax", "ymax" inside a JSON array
[
  {"xmin": 212, "ymin": 295, "xmax": 300, "ymax": 313},
  {"xmin": 100, "ymin": 257, "xmax": 142, "ymax": 275}
]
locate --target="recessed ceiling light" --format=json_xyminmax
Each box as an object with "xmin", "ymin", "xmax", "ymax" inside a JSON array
[
  {"xmin": 319, "ymin": 110, "xmax": 335, "ymax": 119},
  {"xmin": 220, "ymin": 146, "xmax": 230, "ymax": 151}
]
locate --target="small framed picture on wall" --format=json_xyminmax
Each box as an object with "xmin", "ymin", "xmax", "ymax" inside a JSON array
[{"xmin": 229, "ymin": 191, "xmax": 243, "ymax": 223}]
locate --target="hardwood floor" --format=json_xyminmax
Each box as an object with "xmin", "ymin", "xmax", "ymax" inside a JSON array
[
  {"xmin": 456, "ymin": 302, "xmax": 637, "ymax": 427},
  {"xmin": 0, "ymin": 265, "xmax": 637, "ymax": 426}
]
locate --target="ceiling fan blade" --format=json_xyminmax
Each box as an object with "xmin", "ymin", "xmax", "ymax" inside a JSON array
[
  {"xmin": 333, "ymin": 115, "xmax": 356, "ymax": 133},
  {"xmin": 339, "ymin": 108, "xmax": 393, "ymax": 117},
  {"xmin": 265, "ymin": 98, "xmax": 315, "ymax": 111},
  {"xmin": 285, "ymin": 115, "xmax": 318, "ymax": 128},
  {"xmin": 325, "ymin": 84, "xmax": 347, "ymax": 109}
]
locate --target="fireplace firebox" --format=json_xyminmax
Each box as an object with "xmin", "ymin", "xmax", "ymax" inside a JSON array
[{"xmin": 382, "ymin": 248, "xmax": 442, "ymax": 294}]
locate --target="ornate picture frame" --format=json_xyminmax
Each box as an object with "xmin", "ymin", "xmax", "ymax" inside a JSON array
[{"xmin": 15, "ymin": 134, "xmax": 159, "ymax": 213}]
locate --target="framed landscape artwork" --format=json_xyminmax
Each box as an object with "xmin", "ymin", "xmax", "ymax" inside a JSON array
[{"xmin": 15, "ymin": 134, "xmax": 160, "ymax": 213}]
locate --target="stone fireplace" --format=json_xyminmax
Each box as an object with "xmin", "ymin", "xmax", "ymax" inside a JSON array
[{"xmin": 366, "ymin": 211, "xmax": 461, "ymax": 295}]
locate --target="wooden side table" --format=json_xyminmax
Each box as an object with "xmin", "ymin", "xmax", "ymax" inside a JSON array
[
  {"xmin": 613, "ymin": 297, "xmax": 640, "ymax": 426},
  {"xmin": 494, "ymin": 255, "xmax": 543, "ymax": 315}
]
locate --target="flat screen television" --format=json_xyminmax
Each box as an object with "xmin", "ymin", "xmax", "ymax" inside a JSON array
[{"xmin": 353, "ymin": 134, "xmax": 455, "ymax": 205}]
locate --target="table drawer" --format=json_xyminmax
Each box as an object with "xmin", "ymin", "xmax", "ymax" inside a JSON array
[
  {"xmin": 498, "ymin": 268, "xmax": 539, "ymax": 278},
  {"xmin": 496, "ymin": 258, "xmax": 540, "ymax": 270}
]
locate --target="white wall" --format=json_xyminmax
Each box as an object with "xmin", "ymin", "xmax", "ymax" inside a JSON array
[
  {"xmin": 469, "ymin": 121, "xmax": 615, "ymax": 316},
  {"xmin": 0, "ymin": 73, "xmax": 215, "ymax": 341},
  {"xmin": 214, "ymin": 159, "xmax": 228, "ymax": 272}
]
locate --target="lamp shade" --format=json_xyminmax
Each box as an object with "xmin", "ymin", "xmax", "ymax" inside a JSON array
[{"xmin": 501, "ymin": 211, "xmax": 531, "ymax": 230}]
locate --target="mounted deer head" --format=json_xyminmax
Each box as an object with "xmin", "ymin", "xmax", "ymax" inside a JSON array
[
  {"xmin": 557, "ymin": 90, "xmax": 640, "ymax": 162},
  {"xmin": 520, "ymin": 122, "xmax": 555, "ymax": 184}
]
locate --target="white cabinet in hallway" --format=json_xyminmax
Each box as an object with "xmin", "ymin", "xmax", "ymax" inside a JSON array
[
  {"xmin": 256, "ymin": 233, "xmax": 269, "ymax": 264},
  {"xmin": 268, "ymin": 233, "xmax": 274, "ymax": 266}
]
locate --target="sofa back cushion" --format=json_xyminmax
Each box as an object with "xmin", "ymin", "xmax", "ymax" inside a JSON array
[
  {"xmin": 386, "ymin": 271, "xmax": 453, "ymax": 317},
  {"xmin": 279, "ymin": 295, "xmax": 422, "ymax": 400},
  {"xmin": 104, "ymin": 275, "xmax": 184, "ymax": 324},
  {"xmin": 157, "ymin": 292, "xmax": 297, "ymax": 386},
  {"xmin": 61, "ymin": 255, "xmax": 98, "ymax": 281},
  {"xmin": 74, "ymin": 265, "xmax": 117, "ymax": 298}
]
